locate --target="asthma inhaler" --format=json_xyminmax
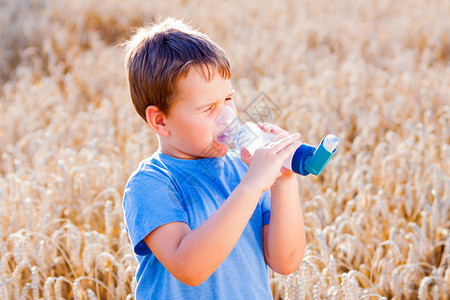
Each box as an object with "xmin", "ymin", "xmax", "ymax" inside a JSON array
[{"xmin": 213, "ymin": 106, "xmax": 338, "ymax": 176}]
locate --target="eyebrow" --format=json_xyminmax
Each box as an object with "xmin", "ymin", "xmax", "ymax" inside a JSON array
[{"xmin": 195, "ymin": 90, "xmax": 235, "ymax": 111}]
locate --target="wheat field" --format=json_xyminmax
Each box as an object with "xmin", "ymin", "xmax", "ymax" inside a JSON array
[{"xmin": 0, "ymin": 0, "xmax": 449, "ymax": 299}]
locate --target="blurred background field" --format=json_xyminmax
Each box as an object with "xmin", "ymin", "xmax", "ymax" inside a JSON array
[{"xmin": 0, "ymin": 0, "xmax": 449, "ymax": 299}]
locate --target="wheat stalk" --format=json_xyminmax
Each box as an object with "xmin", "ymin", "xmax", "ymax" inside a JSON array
[{"xmin": 1, "ymin": 0, "xmax": 449, "ymax": 299}]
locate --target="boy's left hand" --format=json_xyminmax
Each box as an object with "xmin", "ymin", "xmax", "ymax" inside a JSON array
[{"xmin": 240, "ymin": 123, "xmax": 299, "ymax": 177}]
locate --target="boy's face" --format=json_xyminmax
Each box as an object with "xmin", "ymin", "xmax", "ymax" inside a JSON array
[{"xmin": 160, "ymin": 66, "xmax": 236, "ymax": 159}]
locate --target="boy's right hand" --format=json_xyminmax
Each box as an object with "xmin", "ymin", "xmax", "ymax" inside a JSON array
[{"xmin": 240, "ymin": 132, "xmax": 301, "ymax": 193}]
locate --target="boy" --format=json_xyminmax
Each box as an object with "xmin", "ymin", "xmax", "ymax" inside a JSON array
[{"xmin": 123, "ymin": 18, "xmax": 306, "ymax": 299}]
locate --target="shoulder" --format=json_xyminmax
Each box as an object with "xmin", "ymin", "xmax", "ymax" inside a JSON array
[
  {"xmin": 122, "ymin": 153, "xmax": 189, "ymax": 229},
  {"xmin": 126, "ymin": 152, "xmax": 173, "ymax": 184},
  {"xmin": 123, "ymin": 153, "xmax": 176, "ymax": 203}
]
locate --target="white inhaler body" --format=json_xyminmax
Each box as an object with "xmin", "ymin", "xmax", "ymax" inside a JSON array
[{"xmin": 213, "ymin": 106, "xmax": 338, "ymax": 176}]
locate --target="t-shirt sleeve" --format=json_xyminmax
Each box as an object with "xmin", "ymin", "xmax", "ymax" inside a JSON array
[
  {"xmin": 261, "ymin": 190, "xmax": 271, "ymax": 225},
  {"xmin": 123, "ymin": 170, "xmax": 188, "ymax": 256}
]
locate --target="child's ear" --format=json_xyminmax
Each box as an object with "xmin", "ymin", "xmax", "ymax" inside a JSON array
[{"xmin": 145, "ymin": 105, "xmax": 170, "ymax": 136}]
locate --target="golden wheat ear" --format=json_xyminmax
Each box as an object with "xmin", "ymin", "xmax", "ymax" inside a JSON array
[{"xmin": 1, "ymin": 0, "xmax": 449, "ymax": 299}]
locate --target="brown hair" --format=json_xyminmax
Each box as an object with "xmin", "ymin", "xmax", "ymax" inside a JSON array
[{"xmin": 124, "ymin": 18, "xmax": 231, "ymax": 121}]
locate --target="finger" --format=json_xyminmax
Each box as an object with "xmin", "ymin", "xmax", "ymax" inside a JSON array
[
  {"xmin": 277, "ymin": 139, "xmax": 302, "ymax": 160},
  {"xmin": 258, "ymin": 123, "xmax": 288, "ymax": 135},
  {"xmin": 258, "ymin": 123, "xmax": 274, "ymax": 132},
  {"xmin": 263, "ymin": 131, "xmax": 290, "ymax": 145},
  {"xmin": 280, "ymin": 167, "xmax": 295, "ymax": 176},
  {"xmin": 269, "ymin": 133, "xmax": 301, "ymax": 153},
  {"xmin": 270, "ymin": 127, "xmax": 287, "ymax": 135},
  {"xmin": 240, "ymin": 146, "xmax": 252, "ymax": 166}
]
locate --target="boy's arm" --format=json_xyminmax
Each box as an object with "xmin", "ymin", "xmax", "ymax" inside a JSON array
[
  {"xmin": 245, "ymin": 123, "xmax": 305, "ymax": 274},
  {"xmin": 144, "ymin": 132, "xmax": 301, "ymax": 287},
  {"xmin": 262, "ymin": 174, "xmax": 305, "ymax": 274},
  {"xmin": 144, "ymin": 181, "xmax": 262, "ymax": 286}
]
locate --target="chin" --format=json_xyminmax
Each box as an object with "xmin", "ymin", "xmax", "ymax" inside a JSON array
[
  {"xmin": 216, "ymin": 147, "xmax": 229, "ymax": 157},
  {"xmin": 200, "ymin": 142, "xmax": 229, "ymax": 158},
  {"xmin": 215, "ymin": 142, "xmax": 230, "ymax": 157}
]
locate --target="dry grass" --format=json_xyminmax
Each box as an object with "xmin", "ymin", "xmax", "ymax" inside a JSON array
[{"xmin": 0, "ymin": 0, "xmax": 449, "ymax": 299}]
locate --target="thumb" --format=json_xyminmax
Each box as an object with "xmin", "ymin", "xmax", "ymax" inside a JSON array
[{"xmin": 240, "ymin": 146, "xmax": 252, "ymax": 166}]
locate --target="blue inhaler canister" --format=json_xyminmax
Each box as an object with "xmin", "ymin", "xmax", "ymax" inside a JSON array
[{"xmin": 291, "ymin": 135, "xmax": 338, "ymax": 176}]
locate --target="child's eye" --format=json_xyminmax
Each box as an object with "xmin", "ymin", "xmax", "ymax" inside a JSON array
[
  {"xmin": 203, "ymin": 98, "xmax": 232, "ymax": 113},
  {"xmin": 204, "ymin": 105, "xmax": 215, "ymax": 113}
]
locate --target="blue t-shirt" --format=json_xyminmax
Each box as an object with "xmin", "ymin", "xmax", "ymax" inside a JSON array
[{"xmin": 123, "ymin": 149, "xmax": 272, "ymax": 299}]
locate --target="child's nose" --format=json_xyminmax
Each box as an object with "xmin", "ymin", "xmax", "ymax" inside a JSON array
[{"xmin": 225, "ymin": 100, "xmax": 237, "ymax": 114}]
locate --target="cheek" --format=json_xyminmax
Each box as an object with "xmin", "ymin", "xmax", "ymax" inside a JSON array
[
  {"xmin": 182, "ymin": 116, "xmax": 215, "ymax": 142},
  {"xmin": 201, "ymin": 117, "xmax": 216, "ymax": 140}
]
